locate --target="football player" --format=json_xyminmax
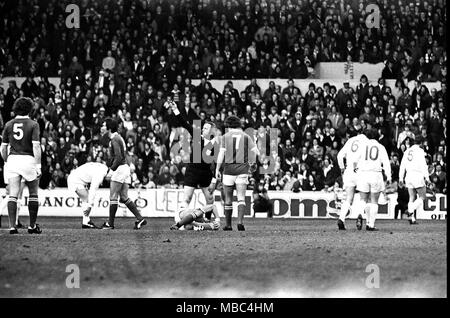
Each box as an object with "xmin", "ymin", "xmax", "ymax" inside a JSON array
[
  {"xmin": 170, "ymin": 204, "xmax": 220, "ymax": 231},
  {"xmin": 399, "ymin": 136, "xmax": 429, "ymax": 225},
  {"xmin": 101, "ymin": 118, "xmax": 147, "ymax": 230},
  {"xmin": 67, "ymin": 162, "xmax": 111, "ymax": 228},
  {"xmin": 336, "ymin": 128, "xmax": 368, "ymax": 230},
  {"xmin": 215, "ymin": 116, "xmax": 259, "ymax": 231},
  {"xmin": 1, "ymin": 97, "xmax": 42, "ymax": 234},
  {"xmin": 354, "ymin": 129, "xmax": 392, "ymax": 231},
  {"xmin": 168, "ymin": 101, "xmax": 218, "ymax": 222}
]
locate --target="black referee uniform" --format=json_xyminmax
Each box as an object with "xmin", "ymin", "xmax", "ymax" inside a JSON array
[{"xmin": 172, "ymin": 108, "xmax": 216, "ymax": 188}]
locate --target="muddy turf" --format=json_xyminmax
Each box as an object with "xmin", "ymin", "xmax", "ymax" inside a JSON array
[{"xmin": 0, "ymin": 217, "xmax": 446, "ymax": 297}]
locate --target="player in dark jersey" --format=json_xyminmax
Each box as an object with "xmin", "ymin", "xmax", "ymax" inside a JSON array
[
  {"xmin": 0, "ymin": 97, "xmax": 42, "ymax": 234},
  {"xmin": 101, "ymin": 118, "xmax": 147, "ymax": 230},
  {"xmin": 168, "ymin": 101, "xmax": 218, "ymax": 224},
  {"xmin": 215, "ymin": 115, "xmax": 259, "ymax": 231}
]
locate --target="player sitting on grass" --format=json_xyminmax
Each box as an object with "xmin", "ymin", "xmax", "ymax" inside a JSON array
[{"xmin": 170, "ymin": 204, "xmax": 220, "ymax": 231}]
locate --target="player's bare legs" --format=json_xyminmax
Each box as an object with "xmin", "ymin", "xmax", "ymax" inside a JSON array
[
  {"xmin": 359, "ymin": 191, "xmax": 370, "ymax": 229},
  {"xmin": 119, "ymin": 183, "xmax": 146, "ymax": 229},
  {"xmin": 235, "ymin": 182, "xmax": 247, "ymax": 230},
  {"xmin": 223, "ymin": 184, "xmax": 234, "ymax": 230},
  {"xmin": 407, "ymin": 187, "xmax": 426, "ymax": 224},
  {"xmin": 76, "ymin": 188, "xmax": 98, "ymax": 228},
  {"xmin": 366, "ymin": 192, "xmax": 381, "ymax": 230},
  {"xmin": 200, "ymin": 186, "xmax": 214, "ymax": 220},
  {"xmin": 338, "ymin": 186, "xmax": 355, "ymax": 230}
]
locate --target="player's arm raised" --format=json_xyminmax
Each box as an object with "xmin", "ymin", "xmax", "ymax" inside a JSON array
[{"xmin": 170, "ymin": 101, "xmax": 194, "ymax": 136}]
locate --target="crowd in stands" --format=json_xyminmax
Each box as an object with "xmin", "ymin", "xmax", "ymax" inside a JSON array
[{"xmin": 0, "ymin": 0, "xmax": 447, "ymax": 194}]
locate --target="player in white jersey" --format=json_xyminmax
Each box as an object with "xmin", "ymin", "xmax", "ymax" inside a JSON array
[
  {"xmin": 336, "ymin": 129, "xmax": 368, "ymax": 230},
  {"xmin": 399, "ymin": 137, "xmax": 429, "ymax": 225},
  {"xmin": 355, "ymin": 129, "xmax": 392, "ymax": 231},
  {"xmin": 67, "ymin": 162, "xmax": 110, "ymax": 228},
  {"xmin": 170, "ymin": 204, "xmax": 220, "ymax": 231}
]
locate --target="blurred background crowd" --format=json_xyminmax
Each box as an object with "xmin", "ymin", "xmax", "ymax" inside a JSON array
[{"xmin": 0, "ymin": 0, "xmax": 447, "ymax": 194}]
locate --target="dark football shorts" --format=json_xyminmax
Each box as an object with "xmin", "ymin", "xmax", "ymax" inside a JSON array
[{"xmin": 184, "ymin": 167, "xmax": 213, "ymax": 188}]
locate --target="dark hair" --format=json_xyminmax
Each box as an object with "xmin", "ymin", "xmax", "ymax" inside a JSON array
[
  {"xmin": 13, "ymin": 97, "xmax": 33, "ymax": 116},
  {"xmin": 364, "ymin": 128, "xmax": 378, "ymax": 140},
  {"xmin": 224, "ymin": 115, "xmax": 242, "ymax": 129},
  {"xmin": 105, "ymin": 117, "xmax": 118, "ymax": 133}
]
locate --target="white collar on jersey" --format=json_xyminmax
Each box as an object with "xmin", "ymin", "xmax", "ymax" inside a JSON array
[
  {"xmin": 15, "ymin": 115, "xmax": 30, "ymax": 119},
  {"xmin": 111, "ymin": 132, "xmax": 118, "ymax": 138}
]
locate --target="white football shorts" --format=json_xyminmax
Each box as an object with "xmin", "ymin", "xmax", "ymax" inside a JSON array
[
  {"xmin": 356, "ymin": 171, "xmax": 385, "ymax": 193},
  {"xmin": 4, "ymin": 155, "xmax": 39, "ymax": 183},
  {"xmin": 111, "ymin": 164, "xmax": 131, "ymax": 184},
  {"xmin": 342, "ymin": 169, "xmax": 358, "ymax": 188},
  {"xmin": 405, "ymin": 171, "xmax": 426, "ymax": 189},
  {"xmin": 67, "ymin": 172, "xmax": 87, "ymax": 193}
]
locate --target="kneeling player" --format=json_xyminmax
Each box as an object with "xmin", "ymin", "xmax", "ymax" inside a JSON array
[
  {"xmin": 399, "ymin": 137, "xmax": 429, "ymax": 225},
  {"xmin": 170, "ymin": 204, "xmax": 220, "ymax": 231},
  {"xmin": 68, "ymin": 162, "xmax": 110, "ymax": 228}
]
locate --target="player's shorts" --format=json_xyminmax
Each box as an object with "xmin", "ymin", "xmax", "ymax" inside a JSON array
[
  {"xmin": 356, "ymin": 171, "xmax": 385, "ymax": 193},
  {"xmin": 4, "ymin": 155, "xmax": 39, "ymax": 182},
  {"xmin": 184, "ymin": 167, "xmax": 213, "ymax": 188},
  {"xmin": 222, "ymin": 174, "xmax": 249, "ymax": 187},
  {"xmin": 342, "ymin": 169, "xmax": 358, "ymax": 188},
  {"xmin": 110, "ymin": 164, "xmax": 131, "ymax": 184},
  {"xmin": 67, "ymin": 172, "xmax": 87, "ymax": 193},
  {"xmin": 405, "ymin": 171, "xmax": 426, "ymax": 189}
]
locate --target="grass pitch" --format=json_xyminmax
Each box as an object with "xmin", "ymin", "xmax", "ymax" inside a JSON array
[{"xmin": 0, "ymin": 217, "xmax": 446, "ymax": 298}]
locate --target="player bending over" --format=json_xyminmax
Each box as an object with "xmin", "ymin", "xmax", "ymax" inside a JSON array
[
  {"xmin": 170, "ymin": 204, "xmax": 220, "ymax": 231},
  {"xmin": 399, "ymin": 137, "xmax": 429, "ymax": 225},
  {"xmin": 0, "ymin": 97, "xmax": 42, "ymax": 234},
  {"xmin": 169, "ymin": 101, "xmax": 218, "ymax": 222},
  {"xmin": 336, "ymin": 128, "xmax": 368, "ymax": 230},
  {"xmin": 215, "ymin": 116, "xmax": 259, "ymax": 231},
  {"xmin": 101, "ymin": 118, "xmax": 147, "ymax": 230},
  {"xmin": 68, "ymin": 162, "xmax": 111, "ymax": 228},
  {"xmin": 354, "ymin": 129, "xmax": 391, "ymax": 231}
]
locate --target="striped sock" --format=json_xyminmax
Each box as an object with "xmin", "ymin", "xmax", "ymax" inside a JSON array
[
  {"xmin": 109, "ymin": 200, "xmax": 118, "ymax": 226},
  {"xmin": 28, "ymin": 195, "xmax": 39, "ymax": 227}
]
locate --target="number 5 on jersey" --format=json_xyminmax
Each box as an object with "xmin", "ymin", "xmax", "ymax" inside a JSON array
[{"xmin": 13, "ymin": 123, "xmax": 24, "ymax": 140}]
